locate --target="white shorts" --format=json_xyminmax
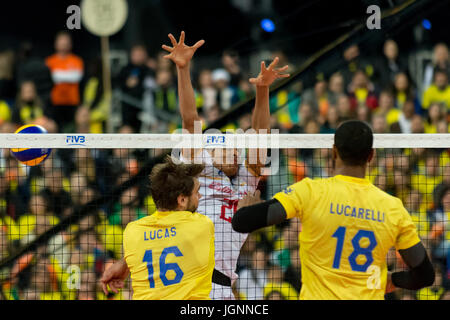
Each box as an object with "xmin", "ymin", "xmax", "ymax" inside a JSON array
[{"xmin": 210, "ymin": 282, "xmax": 235, "ymax": 300}]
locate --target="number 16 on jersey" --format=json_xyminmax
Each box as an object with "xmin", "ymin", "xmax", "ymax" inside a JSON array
[{"xmin": 143, "ymin": 246, "xmax": 184, "ymax": 288}]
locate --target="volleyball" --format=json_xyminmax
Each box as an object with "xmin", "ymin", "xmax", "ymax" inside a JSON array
[{"xmin": 11, "ymin": 124, "xmax": 52, "ymax": 166}]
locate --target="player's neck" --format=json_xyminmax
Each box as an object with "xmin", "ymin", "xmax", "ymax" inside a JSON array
[{"xmin": 334, "ymin": 166, "xmax": 366, "ymax": 179}]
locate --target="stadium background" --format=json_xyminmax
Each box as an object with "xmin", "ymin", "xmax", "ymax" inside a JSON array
[{"xmin": 0, "ymin": 0, "xmax": 449, "ymax": 300}]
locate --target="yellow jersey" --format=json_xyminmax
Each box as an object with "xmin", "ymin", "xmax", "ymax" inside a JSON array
[
  {"xmin": 422, "ymin": 84, "xmax": 450, "ymax": 109},
  {"xmin": 123, "ymin": 210, "xmax": 215, "ymax": 300},
  {"xmin": 273, "ymin": 175, "xmax": 421, "ymax": 300}
]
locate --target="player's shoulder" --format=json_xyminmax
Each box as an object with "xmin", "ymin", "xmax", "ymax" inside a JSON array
[
  {"xmin": 308, "ymin": 176, "xmax": 339, "ymax": 193},
  {"xmin": 276, "ymin": 177, "xmax": 319, "ymax": 199},
  {"xmin": 123, "ymin": 216, "xmax": 153, "ymax": 232},
  {"xmin": 295, "ymin": 176, "xmax": 325, "ymax": 188},
  {"xmin": 371, "ymin": 183, "xmax": 406, "ymax": 212},
  {"xmin": 123, "ymin": 220, "xmax": 138, "ymax": 235},
  {"xmin": 193, "ymin": 212, "xmax": 215, "ymax": 234},
  {"xmin": 371, "ymin": 182, "xmax": 400, "ymax": 201},
  {"xmin": 191, "ymin": 211, "xmax": 214, "ymax": 226}
]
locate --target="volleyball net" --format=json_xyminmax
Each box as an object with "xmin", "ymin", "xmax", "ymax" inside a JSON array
[{"xmin": 0, "ymin": 133, "xmax": 448, "ymax": 300}]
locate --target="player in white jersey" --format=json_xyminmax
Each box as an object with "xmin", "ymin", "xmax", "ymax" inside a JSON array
[
  {"xmin": 178, "ymin": 149, "xmax": 259, "ymax": 299},
  {"xmin": 165, "ymin": 31, "xmax": 289, "ymax": 299},
  {"xmin": 100, "ymin": 31, "xmax": 289, "ymax": 300}
]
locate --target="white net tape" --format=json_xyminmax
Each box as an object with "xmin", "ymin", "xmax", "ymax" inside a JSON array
[{"xmin": 1, "ymin": 133, "xmax": 450, "ymax": 149}]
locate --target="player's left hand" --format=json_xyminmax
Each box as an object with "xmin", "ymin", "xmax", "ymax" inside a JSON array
[
  {"xmin": 249, "ymin": 57, "xmax": 290, "ymax": 87},
  {"xmin": 161, "ymin": 31, "xmax": 205, "ymax": 68},
  {"xmin": 237, "ymin": 190, "xmax": 263, "ymax": 211},
  {"xmin": 100, "ymin": 259, "xmax": 130, "ymax": 295}
]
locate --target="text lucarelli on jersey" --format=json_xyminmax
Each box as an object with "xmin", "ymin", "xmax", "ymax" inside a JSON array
[{"xmin": 179, "ymin": 304, "xmax": 270, "ymax": 317}]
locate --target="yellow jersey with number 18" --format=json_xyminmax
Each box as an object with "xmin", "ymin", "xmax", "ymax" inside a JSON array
[
  {"xmin": 273, "ymin": 175, "xmax": 421, "ymax": 300},
  {"xmin": 123, "ymin": 210, "xmax": 215, "ymax": 300}
]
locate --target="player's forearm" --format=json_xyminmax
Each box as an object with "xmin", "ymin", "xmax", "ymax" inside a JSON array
[
  {"xmin": 120, "ymin": 258, "xmax": 129, "ymax": 270},
  {"xmin": 391, "ymin": 254, "xmax": 435, "ymax": 290},
  {"xmin": 177, "ymin": 64, "xmax": 199, "ymax": 132},
  {"xmin": 116, "ymin": 258, "xmax": 130, "ymax": 277},
  {"xmin": 251, "ymin": 85, "xmax": 270, "ymax": 132},
  {"xmin": 232, "ymin": 199, "xmax": 286, "ymax": 233}
]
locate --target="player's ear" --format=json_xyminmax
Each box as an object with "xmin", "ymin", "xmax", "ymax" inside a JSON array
[
  {"xmin": 332, "ymin": 144, "xmax": 338, "ymax": 161},
  {"xmin": 367, "ymin": 148, "xmax": 375, "ymax": 164},
  {"xmin": 177, "ymin": 194, "xmax": 187, "ymax": 210}
]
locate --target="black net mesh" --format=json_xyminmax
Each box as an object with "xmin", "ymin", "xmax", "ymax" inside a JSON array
[{"xmin": 0, "ymin": 143, "xmax": 448, "ymax": 300}]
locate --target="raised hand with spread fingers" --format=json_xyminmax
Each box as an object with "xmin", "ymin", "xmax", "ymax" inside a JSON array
[
  {"xmin": 249, "ymin": 56, "xmax": 290, "ymax": 87},
  {"xmin": 247, "ymin": 57, "xmax": 290, "ymax": 176},
  {"xmin": 161, "ymin": 31, "xmax": 205, "ymax": 69},
  {"xmin": 161, "ymin": 31, "xmax": 205, "ymax": 134}
]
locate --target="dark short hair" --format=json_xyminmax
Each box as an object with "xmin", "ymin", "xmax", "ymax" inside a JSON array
[
  {"xmin": 334, "ymin": 120, "xmax": 373, "ymax": 166},
  {"xmin": 150, "ymin": 156, "xmax": 204, "ymax": 210}
]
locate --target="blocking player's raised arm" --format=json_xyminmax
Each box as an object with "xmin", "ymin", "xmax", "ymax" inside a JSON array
[
  {"xmin": 246, "ymin": 57, "xmax": 290, "ymax": 175},
  {"xmin": 250, "ymin": 57, "xmax": 289, "ymax": 132},
  {"xmin": 161, "ymin": 31, "xmax": 205, "ymax": 133}
]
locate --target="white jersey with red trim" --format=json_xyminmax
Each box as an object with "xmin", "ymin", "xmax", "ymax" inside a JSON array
[{"xmin": 180, "ymin": 149, "xmax": 260, "ymax": 299}]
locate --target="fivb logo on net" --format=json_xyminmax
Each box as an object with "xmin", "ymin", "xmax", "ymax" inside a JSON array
[
  {"xmin": 66, "ymin": 135, "xmax": 86, "ymax": 146},
  {"xmin": 170, "ymin": 121, "xmax": 280, "ymax": 176}
]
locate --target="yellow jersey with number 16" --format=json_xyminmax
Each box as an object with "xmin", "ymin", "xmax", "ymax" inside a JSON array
[
  {"xmin": 273, "ymin": 175, "xmax": 420, "ymax": 300},
  {"xmin": 123, "ymin": 210, "xmax": 215, "ymax": 300}
]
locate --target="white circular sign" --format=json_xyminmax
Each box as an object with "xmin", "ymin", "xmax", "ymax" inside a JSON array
[{"xmin": 81, "ymin": 0, "xmax": 128, "ymax": 37}]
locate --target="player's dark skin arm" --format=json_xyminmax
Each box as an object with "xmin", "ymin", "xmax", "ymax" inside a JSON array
[
  {"xmin": 232, "ymin": 199, "xmax": 435, "ymax": 291},
  {"xmin": 232, "ymin": 198, "xmax": 286, "ymax": 233},
  {"xmin": 390, "ymin": 242, "xmax": 435, "ymax": 290}
]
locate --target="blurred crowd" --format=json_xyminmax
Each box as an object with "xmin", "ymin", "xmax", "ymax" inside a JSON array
[{"xmin": 0, "ymin": 30, "xmax": 449, "ymax": 300}]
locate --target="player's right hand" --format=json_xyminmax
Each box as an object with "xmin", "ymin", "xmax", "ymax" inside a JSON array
[
  {"xmin": 249, "ymin": 57, "xmax": 290, "ymax": 87},
  {"xmin": 161, "ymin": 31, "xmax": 205, "ymax": 68},
  {"xmin": 237, "ymin": 190, "xmax": 263, "ymax": 211},
  {"xmin": 100, "ymin": 259, "xmax": 130, "ymax": 295}
]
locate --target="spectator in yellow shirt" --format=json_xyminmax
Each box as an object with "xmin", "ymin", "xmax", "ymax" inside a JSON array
[
  {"xmin": 422, "ymin": 69, "xmax": 450, "ymax": 110},
  {"xmin": 374, "ymin": 90, "xmax": 401, "ymax": 127},
  {"xmin": 411, "ymin": 152, "xmax": 443, "ymax": 210},
  {"xmin": 17, "ymin": 194, "xmax": 59, "ymax": 246},
  {"xmin": 0, "ymin": 100, "xmax": 11, "ymax": 125}
]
